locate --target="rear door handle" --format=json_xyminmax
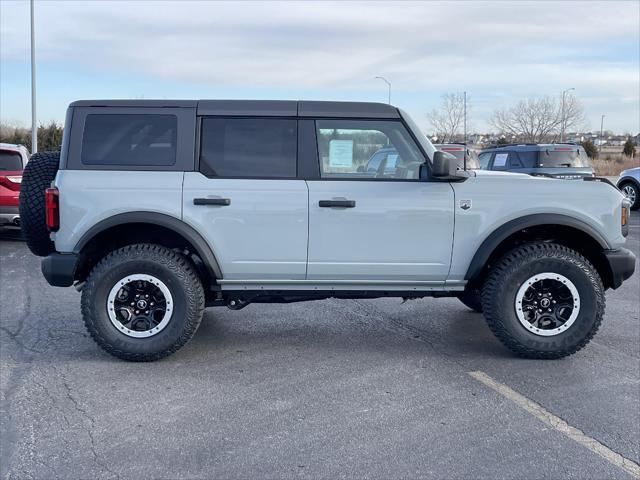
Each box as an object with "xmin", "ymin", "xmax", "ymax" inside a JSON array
[
  {"xmin": 318, "ymin": 200, "xmax": 356, "ymax": 208},
  {"xmin": 193, "ymin": 198, "xmax": 231, "ymax": 206}
]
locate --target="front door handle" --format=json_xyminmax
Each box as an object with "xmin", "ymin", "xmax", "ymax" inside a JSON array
[
  {"xmin": 193, "ymin": 198, "xmax": 231, "ymax": 206},
  {"xmin": 318, "ymin": 200, "xmax": 356, "ymax": 208}
]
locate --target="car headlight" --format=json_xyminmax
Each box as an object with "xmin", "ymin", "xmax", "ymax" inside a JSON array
[{"xmin": 622, "ymin": 199, "xmax": 631, "ymax": 237}]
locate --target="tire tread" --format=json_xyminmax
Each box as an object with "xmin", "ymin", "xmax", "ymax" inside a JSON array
[
  {"xmin": 481, "ymin": 242, "xmax": 605, "ymax": 359},
  {"xmin": 18, "ymin": 151, "xmax": 60, "ymax": 256},
  {"xmin": 81, "ymin": 243, "xmax": 205, "ymax": 362}
]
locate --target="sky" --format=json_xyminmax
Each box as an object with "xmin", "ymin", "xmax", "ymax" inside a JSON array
[{"xmin": 1, "ymin": 0, "xmax": 639, "ymax": 134}]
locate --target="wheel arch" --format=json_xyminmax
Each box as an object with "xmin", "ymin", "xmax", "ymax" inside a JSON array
[
  {"xmin": 617, "ymin": 176, "xmax": 640, "ymax": 190},
  {"xmin": 73, "ymin": 212, "xmax": 223, "ymax": 283},
  {"xmin": 465, "ymin": 214, "xmax": 614, "ymax": 288}
]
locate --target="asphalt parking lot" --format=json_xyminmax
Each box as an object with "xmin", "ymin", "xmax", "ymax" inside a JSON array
[{"xmin": 1, "ymin": 214, "xmax": 638, "ymax": 480}]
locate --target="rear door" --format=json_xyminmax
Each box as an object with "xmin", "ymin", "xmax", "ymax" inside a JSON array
[
  {"xmin": 182, "ymin": 115, "xmax": 308, "ymax": 280},
  {"xmin": 305, "ymin": 119, "xmax": 454, "ymax": 282}
]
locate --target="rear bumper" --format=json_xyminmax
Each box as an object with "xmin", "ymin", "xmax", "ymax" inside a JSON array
[
  {"xmin": 604, "ymin": 248, "xmax": 636, "ymax": 289},
  {"xmin": 41, "ymin": 253, "xmax": 78, "ymax": 287}
]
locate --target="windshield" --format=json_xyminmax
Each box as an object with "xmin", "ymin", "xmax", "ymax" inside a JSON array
[
  {"xmin": 398, "ymin": 109, "xmax": 436, "ymax": 160},
  {"xmin": 0, "ymin": 150, "xmax": 23, "ymax": 170},
  {"xmin": 538, "ymin": 147, "xmax": 591, "ymax": 168}
]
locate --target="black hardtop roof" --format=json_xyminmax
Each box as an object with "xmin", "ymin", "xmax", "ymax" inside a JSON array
[{"xmin": 69, "ymin": 99, "xmax": 400, "ymax": 119}]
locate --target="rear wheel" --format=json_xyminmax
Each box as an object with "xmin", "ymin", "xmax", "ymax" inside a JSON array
[
  {"xmin": 482, "ymin": 243, "xmax": 604, "ymax": 359},
  {"xmin": 81, "ymin": 244, "xmax": 205, "ymax": 361}
]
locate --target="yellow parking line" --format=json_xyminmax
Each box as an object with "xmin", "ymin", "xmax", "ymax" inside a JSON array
[{"xmin": 468, "ymin": 371, "xmax": 640, "ymax": 479}]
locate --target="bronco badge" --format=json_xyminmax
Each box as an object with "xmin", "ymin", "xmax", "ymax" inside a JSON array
[{"xmin": 460, "ymin": 199, "xmax": 472, "ymax": 210}]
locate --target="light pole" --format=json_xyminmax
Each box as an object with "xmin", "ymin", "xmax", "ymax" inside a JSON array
[
  {"xmin": 375, "ymin": 76, "xmax": 391, "ymax": 105},
  {"xmin": 560, "ymin": 87, "xmax": 575, "ymax": 143},
  {"xmin": 463, "ymin": 91, "xmax": 468, "ymax": 170},
  {"xmin": 463, "ymin": 91, "xmax": 467, "ymax": 145},
  {"xmin": 30, "ymin": 0, "xmax": 37, "ymax": 153},
  {"xmin": 599, "ymin": 114, "xmax": 606, "ymax": 153}
]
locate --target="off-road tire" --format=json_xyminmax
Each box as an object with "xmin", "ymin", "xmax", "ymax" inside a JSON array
[
  {"xmin": 81, "ymin": 244, "xmax": 205, "ymax": 361},
  {"xmin": 456, "ymin": 287, "xmax": 483, "ymax": 313},
  {"xmin": 19, "ymin": 151, "xmax": 60, "ymax": 256},
  {"xmin": 482, "ymin": 243, "xmax": 604, "ymax": 359}
]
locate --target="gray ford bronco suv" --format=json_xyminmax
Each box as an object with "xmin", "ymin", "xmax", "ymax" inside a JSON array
[{"xmin": 19, "ymin": 100, "xmax": 635, "ymax": 361}]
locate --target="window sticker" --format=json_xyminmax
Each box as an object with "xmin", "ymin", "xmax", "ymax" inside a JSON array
[
  {"xmin": 493, "ymin": 153, "xmax": 509, "ymax": 167},
  {"xmin": 329, "ymin": 140, "xmax": 354, "ymax": 168}
]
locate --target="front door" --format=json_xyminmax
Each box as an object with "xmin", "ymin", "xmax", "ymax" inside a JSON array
[{"xmin": 306, "ymin": 119, "xmax": 455, "ymax": 282}]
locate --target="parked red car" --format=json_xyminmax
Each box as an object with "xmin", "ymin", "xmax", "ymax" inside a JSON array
[{"xmin": 0, "ymin": 143, "xmax": 30, "ymax": 226}]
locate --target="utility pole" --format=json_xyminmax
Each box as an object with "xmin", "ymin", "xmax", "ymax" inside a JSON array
[
  {"xmin": 463, "ymin": 91, "xmax": 467, "ymax": 170},
  {"xmin": 599, "ymin": 114, "xmax": 606, "ymax": 153},
  {"xmin": 30, "ymin": 0, "xmax": 37, "ymax": 153},
  {"xmin": 375, "ymin": 76, "xmax": 391, "ymax": 105},
  {"xmin": 463, "ymin": 91, "xmax": 467, "ymax": 144},
  {"xmin": 560, "ymin": 87, "xmax": 575, "ymax": 143}
]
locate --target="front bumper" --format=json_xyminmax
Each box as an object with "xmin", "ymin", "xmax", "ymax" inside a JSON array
[
  {"xmin": 41, "ymin": 253, "xmax": 78, "ymax": 287},
  {"xmin": 604, "ymin": 248, "xmax": 636, "ymax": 289}
]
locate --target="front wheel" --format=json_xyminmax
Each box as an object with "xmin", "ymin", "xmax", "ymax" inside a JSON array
[
  {"xmin": 81, "ymin": 244, "xmax": 205, "ymax": 361},
  {"xmin": 481, "ymin": 243, "xmax": 604, "ymax": 359}
]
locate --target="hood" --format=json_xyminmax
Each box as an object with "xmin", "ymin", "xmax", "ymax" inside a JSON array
[{"xmin": 471, "ymin": 170, "xmax": 533, "ymax": 179}]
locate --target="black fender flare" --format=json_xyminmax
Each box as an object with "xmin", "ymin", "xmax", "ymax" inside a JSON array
[
  {"xmin": 73, "ymin": 212, "xmax": 223, "ymax": 280},
  {"xmin": 465, "ymin": 213, "xmax": 610, "ymax": 281}
]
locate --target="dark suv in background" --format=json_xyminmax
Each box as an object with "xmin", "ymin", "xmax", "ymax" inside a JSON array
[{"xmin": 478, "ymin": 144, "xmax": 594, "ymax": 179}]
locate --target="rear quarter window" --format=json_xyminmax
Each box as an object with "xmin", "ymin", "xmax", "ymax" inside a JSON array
[
  {"xmin": 81, "ymin": 114, "xmax": 177, "ymax": 166},
  {"xmin": 0, "ymin": 150, "xmax": 23, "ymax": 170}
]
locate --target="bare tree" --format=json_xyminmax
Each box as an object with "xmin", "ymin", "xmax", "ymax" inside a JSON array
[
  {"xmin": 428, "ymin": 93, "xmax": 466, "ymax": 143},
  {"xmin": 490, "ymin": 95, "xmax": 587, "ymax": 143},
  {"xmin": 558, "ymin": 93, "xmax": 587, "ymax": 140}
]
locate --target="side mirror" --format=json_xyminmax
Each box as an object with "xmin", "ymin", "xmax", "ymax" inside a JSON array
[{"xmin": 431, "ymin": 151, "xmax": 456, "ymax": 177}]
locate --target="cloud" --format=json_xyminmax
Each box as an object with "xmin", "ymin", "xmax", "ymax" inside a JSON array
[{"xmin": 1, "ymin": 0, "xmax": 638, "ymax": 131}]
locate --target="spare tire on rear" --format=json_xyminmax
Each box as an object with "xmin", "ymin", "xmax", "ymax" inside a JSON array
[{"xmin": 19, "ymin": 151, "xmax": 60, "ymax": 256}]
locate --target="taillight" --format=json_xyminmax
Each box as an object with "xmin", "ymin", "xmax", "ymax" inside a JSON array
[{"xmin": 45, "ymin": 187, "xmax": 60, "ymax": 232}]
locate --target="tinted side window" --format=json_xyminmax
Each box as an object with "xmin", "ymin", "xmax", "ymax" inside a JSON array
[
  {"xmin": 366, "ymin": 151, "xmax": 385, "ymax": 172},
  {"xmin": 478, "ymin": 152, "xmax": 492, "ymax": 169},
  {"xmin": 200, "ymin": 118, "xmax": 297, "ymax": 178},
  {"xmin": 491, "ymin": 152, "xmax": 510, "ymax": 170},
  {"xmin": 509, "ymin": 154, "xmax": 523, "ymax": 168},
  {"xmin": 0, "ymin": 150, "xmax": 23, "ymax": 170},
  {"xmin": 81, "ymin": 114, "xmax": 177, "ymax": 166},
  {"xmin": 517, "ymin": 151, "xmax": 537, "ymax": 168}
]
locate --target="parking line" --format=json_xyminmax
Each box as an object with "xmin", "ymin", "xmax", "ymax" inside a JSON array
[{"xmin": 468, "ymin": 371, "xmax": 640, "ymax": 479}]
